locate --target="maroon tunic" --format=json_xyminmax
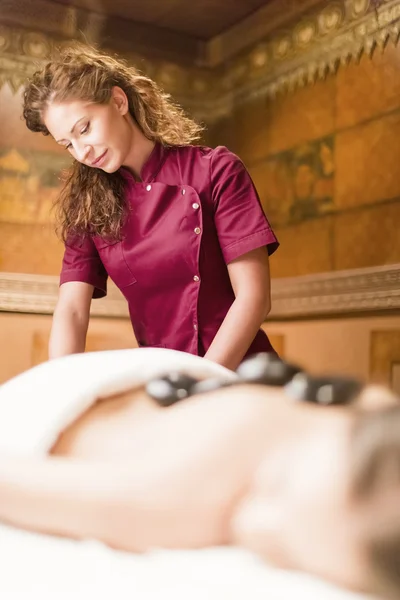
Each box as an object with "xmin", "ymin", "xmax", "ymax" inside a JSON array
[{"xmin": 60, "ymin": 143, "xmax": 279, "ymax": 358}]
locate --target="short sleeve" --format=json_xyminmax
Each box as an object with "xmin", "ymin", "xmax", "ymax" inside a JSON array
[
  {"xmin": 210, "ymin": 146, "xmax": 279, "ymax": 264},
  {"xmin": 60, "ymin": 233, "xmax": 108, "ymax": 299}
]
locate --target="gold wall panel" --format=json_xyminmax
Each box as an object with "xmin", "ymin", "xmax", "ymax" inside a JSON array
[
  {"xmin": 0, "ymin": 147, "xmax": 69, "ymax": 225},
  {"xmin": 336, "ymin": 44, "xmax": 400, "ymax": 129},
  {"xmin": 269, "ymin": 216, "xmax": 333, "ymax": 279},
  {"xmin": 207, "ymin": 116, "xmax": 238, "ymax": 155},
  {"xmin": 335, "ymin": 111, "xmax": 400, "ymax": 210},
  {"xmin": 230, "ymin": 96, "xmax": 271, "ymax": 164},
  {"xmin": 0, "ymin": 86, "xmax": 64, "ymax": 154},
  {"xmin": 248, "ymin": 160, "xmax": 293, "ymax": 229},
  {"xmin": 267, "ymin": 77, "xmax": 336, "ymax": 155},
  {"xmin": 0, "ymin": 223, "xmax": 64, "ymax": 274},
  {"xmin": 333, "ymin": 202, "xmax": 400, "ymax": 270}
]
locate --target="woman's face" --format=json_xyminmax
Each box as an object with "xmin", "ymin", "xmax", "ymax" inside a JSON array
[{"xmin": 43, "ymin": 88, "xmax": 134, "ymax": 173}]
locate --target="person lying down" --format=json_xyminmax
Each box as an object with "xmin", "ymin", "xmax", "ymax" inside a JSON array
[{"xmin": 0, "ymin": 349, "xmax": 399, "ymax": 600}]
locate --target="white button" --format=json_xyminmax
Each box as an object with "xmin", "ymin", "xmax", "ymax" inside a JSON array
[
  {"xmin": 194, "ymin": 227, "xmax": 201, "ymax": 235},
  {"xmin": 146, "ymin": 184, "xmax": 152, "ymax": 191},
  {"xmin": 181, "ymin": 189, "xmax": 186, "ymax": 195},
  {"xmin": 193, "ymin": 275, "xmax": 200, "ymax": 282},
  {"xmin": 193, "ymin": 323, "xmax": 198, "ymax": 331},
  {"xmin": 192, "ymin": 203, "xmax": 199, "ymax": 210}
]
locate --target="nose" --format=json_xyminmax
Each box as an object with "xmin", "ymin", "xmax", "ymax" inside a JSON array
[{"xmin": 74, "ymin": 141, "xmax": 91, "ymax": 163}]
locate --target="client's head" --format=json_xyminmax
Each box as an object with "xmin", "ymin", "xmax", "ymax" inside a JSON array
[
  {"xmin": 233, "ymin": 392, "xmax": 400, "ymax": 599},
  {"xmin": 350, "ymin": 405, "xmax": 400, "ymax": 600}
]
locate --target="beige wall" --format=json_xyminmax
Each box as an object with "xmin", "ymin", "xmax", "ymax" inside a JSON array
[
  {"xmin": 1, "ymin": 310, "xmax": 400, "ymax": 387},
  {"xmin": 0, "ymin": 312, "xmax": 135, "ymax": 384},
  {"xmin": 264, "ymin": 316, "xmax": 400, "ymax": 386},
  {"xmin": 392, "ymin": 364, "xmax": 400, "ymax": 396}
]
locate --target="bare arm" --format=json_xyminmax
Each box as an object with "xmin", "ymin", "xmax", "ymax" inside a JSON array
[
  {"xmin": 204, "ymin": 247, "xmax": 272, "ymax": 371},
  {"xmin": 49, "ymin": 282, "xmax": 94, "ymax": 359},
  {"xmin": 0, "ymin": 455, "xmax": 140, "ymax": 550}
]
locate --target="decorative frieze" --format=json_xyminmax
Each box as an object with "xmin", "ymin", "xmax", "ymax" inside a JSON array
[
  {"xmin": 1, "ymin": 1, "xmax": 400, "ymax": 121},
  {"xmin": 1, "ymin": 264, "xmax": 400, "ymax": 320}
]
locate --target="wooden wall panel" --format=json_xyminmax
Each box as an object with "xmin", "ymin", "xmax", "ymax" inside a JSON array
[
  {"xmin": 31, "ymin": 329, "xmax": 138, "ymax": 367},
  {"xmin": 0, "ymin": 312, "xmax": 136, "ymax": 383},
  {"xmin": 370, "ymin": 330, "xmax": 400, "ymax": 387}
]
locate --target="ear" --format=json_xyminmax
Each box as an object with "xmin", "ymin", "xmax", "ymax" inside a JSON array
[{"xmin": 111, "ymin": 86, "xmax": 129, "ymax": 116}]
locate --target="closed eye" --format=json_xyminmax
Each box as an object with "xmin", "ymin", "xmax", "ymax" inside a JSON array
[{"xmin": 64, "ymin": 123, "xmax": 90, "ymax": 151}]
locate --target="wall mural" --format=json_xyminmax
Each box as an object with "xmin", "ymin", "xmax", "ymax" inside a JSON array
[
  {"xmin": 0, "ymin": 147, "xmax": 71, "ymax": 224},
  {"xmin": 257, "ymin": 135, "xmax": 335, "ymax": 228},
  {"xmin": 0, "ymin": 137, "xmax": 335, "ymax": 229}
]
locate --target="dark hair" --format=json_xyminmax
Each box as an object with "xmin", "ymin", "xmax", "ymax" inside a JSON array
[{"xmin": 22, "ymin": 42, "xmax": 204, "ymax": 241}]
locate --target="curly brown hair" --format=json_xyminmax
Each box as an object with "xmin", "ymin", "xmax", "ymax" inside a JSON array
[{"xmin": 22, "ymin": 43, "xmax": 204, "ymax": 241}]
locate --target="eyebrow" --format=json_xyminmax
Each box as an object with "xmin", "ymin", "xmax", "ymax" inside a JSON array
[{"xmin": 56, "ymin": 117, "xmax": 86, "ymax": 143}]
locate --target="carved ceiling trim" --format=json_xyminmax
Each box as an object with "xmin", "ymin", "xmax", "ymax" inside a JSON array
[
  {"xmin": 2, "ymin": 264, "xmax": 400, "ymax": 320},
  {"xmin": 1, "ymin": 1, "xmax": 400, "ymax": 121},
  {"xmin": 203, "ymin": 0, "xmax": 400, "ymax": 120},
  {"xmin": 0, "ymin": 0, "xmax": 201, "ymax": 66},
  {"xmin": 0, "ymin": 0, "xmax": 330, "ymax": 68},
  {"xmin": 204, "ymin": 0, "xmax": 324, "ymax": 67}
]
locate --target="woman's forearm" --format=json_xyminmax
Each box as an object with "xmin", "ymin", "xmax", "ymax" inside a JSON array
[
  {"xmin": 204, "ymin": 296, "xmax": 270, "ymax": 371},
  {"xmin": 49, "ymin": 306, "xmax": 89, "ymax": 359}
]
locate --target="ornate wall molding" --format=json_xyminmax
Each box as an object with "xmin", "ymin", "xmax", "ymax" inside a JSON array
[
  {"xmin": 0, "ymin": 0, "xmax": 200, "ymax": 67},
  {"xmin": 204, "ymin": 0, "xmax": 325, "ymax": 67},
  {"xmin": 214, "ymin": 0, "xmax": 400, "ymax": 109},
  {"xmin": 1, "ymin": 264, "xmax": 400, "ymax": 320},
  {"xmin": 0, "ymin": 273, "xmax": 129, "ymax": 318},
  {"xmin": 270, "ymin": 263, "xmax": 400, "ymax": 319},
  {"xmin": 0, "ymin": 22, "xmax": 209, "ymax": 115},
  {"xmin": 1, "ymin": 1, "xmax": 400, "ymax": 121}
]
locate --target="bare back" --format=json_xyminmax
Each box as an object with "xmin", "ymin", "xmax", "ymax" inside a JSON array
[{"xmin": 49, "ymin": 384, "xmax": 333, "ymax": 550}]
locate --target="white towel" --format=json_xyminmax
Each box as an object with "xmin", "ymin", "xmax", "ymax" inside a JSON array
[{"xmin": 0, "ymin": 348, "xmax": 237, "ymax": 455}]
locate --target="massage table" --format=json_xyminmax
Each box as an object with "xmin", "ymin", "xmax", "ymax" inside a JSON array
[{"xmin": 0, "ymin": 348, "xmax": 370, "ymax": 599}]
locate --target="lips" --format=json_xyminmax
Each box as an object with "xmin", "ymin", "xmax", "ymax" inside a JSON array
[{"xmin": 91, "ymin": 150, "xmax": 108, "ymax": 167}]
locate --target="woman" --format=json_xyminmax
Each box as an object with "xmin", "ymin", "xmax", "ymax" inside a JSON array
[{"xmin": 23, "ymin": 44, "xmax": 279, "ymax": 370}]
